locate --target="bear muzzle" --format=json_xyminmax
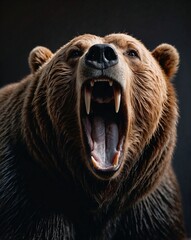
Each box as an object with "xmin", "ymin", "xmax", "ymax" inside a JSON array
[{"xmin": 78, "ymin": 75, "xmax": 128, "ymax": 179}]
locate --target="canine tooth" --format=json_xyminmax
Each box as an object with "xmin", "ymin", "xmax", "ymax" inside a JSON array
[
  {"xmin": 113, "ymin": 152, "xmax": 120, "ymax": 167},
  {"xmin": 84, "ymin": 86, "xmax": 91, "ymax": 115},
  {"xmin": 91, "ymin": 156, "xmax": 99, "ymax": 169},
  {"xmin": 109, "ymin": 80, "xmax": 113, "ymax": 86},
  {"xmin": 114, "ymin": 87, "xmax": 121, "ymax": 113},
  {"xmin": 90, "ymin": 80, "xmax": 94, "ymax": 87}
]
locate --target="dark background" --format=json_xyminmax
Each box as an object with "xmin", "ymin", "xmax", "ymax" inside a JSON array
[{"xmin": 1, "ymin": 0, "xmax": 191, "ymax": 237}]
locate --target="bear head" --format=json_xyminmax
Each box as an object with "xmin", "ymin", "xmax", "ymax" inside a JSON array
[{"xmin": 27, "ymin": 34, "xmax": 179, "ymax": 205}]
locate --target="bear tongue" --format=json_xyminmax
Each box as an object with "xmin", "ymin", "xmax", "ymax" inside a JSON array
[{"xmin": 91, "ymin": 116, "xmax": 119, "ymax": 168}]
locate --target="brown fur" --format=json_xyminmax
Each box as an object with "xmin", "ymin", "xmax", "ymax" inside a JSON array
[{"xmin": 0, "ymin": 33, "xmax": 185, "ymax": 239}]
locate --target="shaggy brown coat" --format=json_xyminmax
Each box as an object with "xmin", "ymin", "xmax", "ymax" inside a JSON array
[{"xmin": 0, "ymin": 33, "xmax": 185, "ymax": 239}]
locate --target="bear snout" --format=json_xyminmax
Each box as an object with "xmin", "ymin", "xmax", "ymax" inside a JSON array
[{"xmin": 85, "ymin": 44, "xmax": 118, "ymax": 70}]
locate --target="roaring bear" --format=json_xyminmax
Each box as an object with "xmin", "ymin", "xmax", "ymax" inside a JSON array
[{"xmin": 0, "ymin": 33, "xmax": 186, "ymax": 239}]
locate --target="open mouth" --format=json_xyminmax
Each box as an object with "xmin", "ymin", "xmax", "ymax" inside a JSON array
[{"xmin": 81, "ymin": 78, "xmax": 127, "ymax": 178}]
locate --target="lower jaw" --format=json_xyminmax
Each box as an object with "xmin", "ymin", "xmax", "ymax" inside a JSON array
[
  {"xmin": 85, "ymin": 150, "xmax": 124, "ymax": 180},
  {"xmin": 82, "ymin": 125, "xmax": 124, "ymax": 179},
  {"xmin": 89, "ymin": 164, "xmax": 121, "ymax": 180}
]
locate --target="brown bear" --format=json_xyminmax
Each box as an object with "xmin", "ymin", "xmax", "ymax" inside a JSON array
[{"xmin": 0, "ymin": 33, "xmax": 186, "ymax": 239}]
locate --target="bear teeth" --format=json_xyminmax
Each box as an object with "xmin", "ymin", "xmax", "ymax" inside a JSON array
[
  {"xmin": 91, "ymin": 156, "xmax": 99, "ymax": 169},
  {"xmin": 84, "ymin": 86, "xmax": 92, "ymax": 115},
  {"xmin": 84, "ymin": 79, "xmax": 121, "ymax": 114},
  {"xmin": 91, "ymin": 152, "xmax": 120, "ymax": 170},
  {"xmin": 93, "ymin": 79, "xmax": 113, "ymax": 85},
  {"xmin": 113, "ymin": 87, "xmax": 121, "ymax": 113},
  {"xmin": 109, "ymin": 80, "xmax": 113, "ymax": 86},
  {"xmin": 90, "ymin": 80, "xmax": 94, "ymax": 87}
]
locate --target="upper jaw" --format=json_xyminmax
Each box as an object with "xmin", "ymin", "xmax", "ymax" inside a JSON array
[{"xmin": 84, "ymin": 78, "xmax": 122, "ymax": 115}]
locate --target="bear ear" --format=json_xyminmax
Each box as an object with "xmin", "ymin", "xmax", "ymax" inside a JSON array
[
  {"xmin": 28, "ymin": 46, "xmax": 53, "ymax": 73},
  {"xmin": 152, "ymin": 44, "xmax": 179, "ymax": 80}
]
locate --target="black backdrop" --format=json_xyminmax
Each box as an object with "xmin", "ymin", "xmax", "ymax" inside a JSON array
[{"xmin": 1, "ymin": 0, "xmax": 191, "ymax": 237}]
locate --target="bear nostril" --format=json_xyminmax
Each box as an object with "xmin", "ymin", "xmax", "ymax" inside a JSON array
[
  {"xmin": 104, "ymin": 46, "xmax": 118, "ymax": 62},
  {"xmin": 87, "ymin": 47, "xmax": 101, "ymax": 62},
  {"xmin": 85, "ymin": 44, "xmax": 118, "ymax": 70}
]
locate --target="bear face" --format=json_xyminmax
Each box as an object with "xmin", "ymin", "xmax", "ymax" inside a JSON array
[{"xmin": 26, "ymin": 33, "xmax": 179, "ymax": 205}]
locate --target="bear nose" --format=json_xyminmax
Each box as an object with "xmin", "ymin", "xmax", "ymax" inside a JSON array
[{"xmin": 85, "ymin": 44, "xmax": 118, "ymax": 69}]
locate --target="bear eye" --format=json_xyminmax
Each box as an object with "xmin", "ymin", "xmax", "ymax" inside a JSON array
[
  {"xmin": 68, "ymin": 49, "xmax": 83, "ymax": 59},
  {"xmin": 127, "ymin": 49, "xmax": 139, "ymax": 58}
]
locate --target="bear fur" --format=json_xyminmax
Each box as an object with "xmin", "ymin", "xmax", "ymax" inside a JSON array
[{"xmin": 0, "ymin": 33, "xmax": 186, "ymax": 239}]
